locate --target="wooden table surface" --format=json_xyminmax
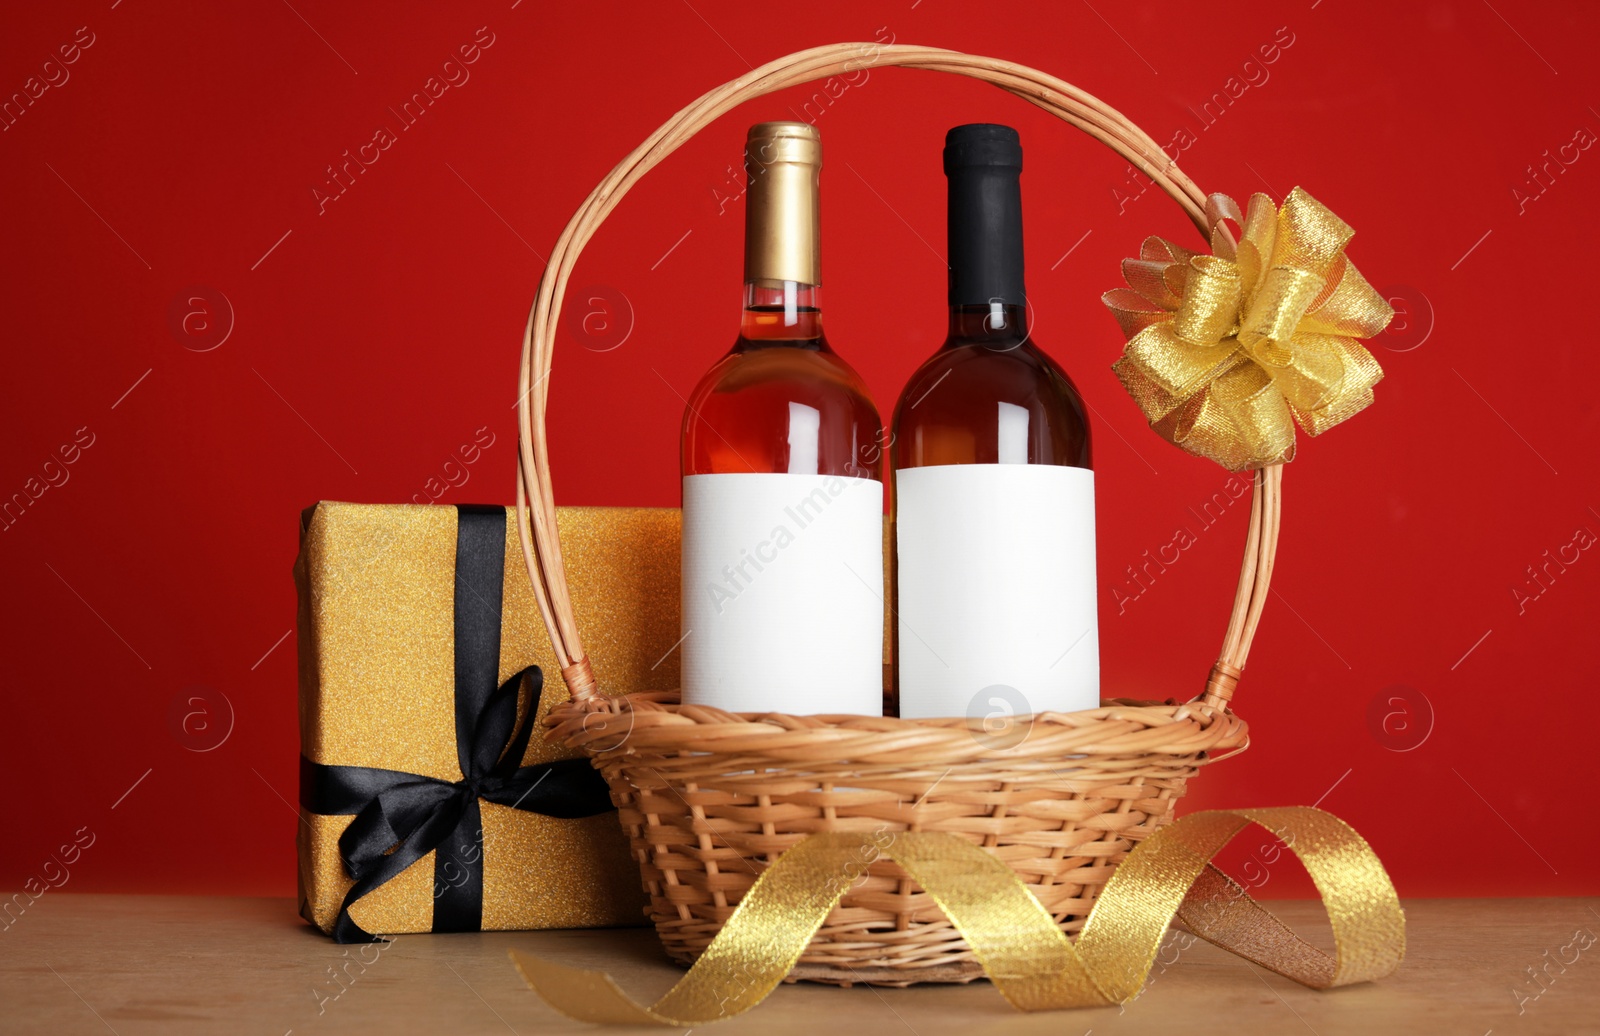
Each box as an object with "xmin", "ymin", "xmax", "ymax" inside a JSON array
[{"xmin": 1, "ymin": 896, "xmax": 1596, "ymax": 1035}]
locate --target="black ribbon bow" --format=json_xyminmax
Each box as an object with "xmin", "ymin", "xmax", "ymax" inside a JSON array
[{"xmin": 298, "ymin": 504, "xmax": 615, "ymax": 943}]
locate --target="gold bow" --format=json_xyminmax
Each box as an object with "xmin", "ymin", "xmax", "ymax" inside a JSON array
[
  {"xmin": 1104, "ymin": 188, "xmax": 1392, "ymax": 470},
  {"xmin": 510, "ymin": 806, "xmax": 1405, "ymax": 1024}
]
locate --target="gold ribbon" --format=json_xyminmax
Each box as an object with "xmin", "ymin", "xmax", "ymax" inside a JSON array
[
  {"xmin": 509, "ymin": 806, "xmax": 1404, "ymax": 1024},
  {"xmin": 1104, "ymin": 188, "xmax": 1393, "ymax": 470}
]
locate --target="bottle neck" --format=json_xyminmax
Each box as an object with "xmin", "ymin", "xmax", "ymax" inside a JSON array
[
  {"xmin": 945, "ymin": 302, "xmax": 1028, "ymax": 348},
  {"xmin": 740, "ymin": 127, "xmax": 822, "ymax": 348},
  {"xmin": 946, "ymin": 164, "xmax": 1026, "ymax": 309},
  {"xmin": 739, "ymin": 280, "xmax": 823, "ymax": 344}
]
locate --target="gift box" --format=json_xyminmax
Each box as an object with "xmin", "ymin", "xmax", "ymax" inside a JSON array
[{"xmin": 295, "ymin": 502, "xmax": 678, "ymax": 940}]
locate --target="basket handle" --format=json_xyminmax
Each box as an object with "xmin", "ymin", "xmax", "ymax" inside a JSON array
[{"xmin": 514, "ymin": 43, "xmax": 1281, "ymax": 712}]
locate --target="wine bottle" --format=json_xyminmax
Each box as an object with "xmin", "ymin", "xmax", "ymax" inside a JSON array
[
  {"xmin": 891, "ymin": 123, "xmax": 1099, "ymax": 720},
  {"xmin": 680, "ymin": 122, "xmax": 885, "ymax": 715}
]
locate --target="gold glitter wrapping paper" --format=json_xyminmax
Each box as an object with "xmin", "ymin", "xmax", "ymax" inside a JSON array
[{"xmin": 295, "ymin": 503, "xmax": 679, "ymax": 936}]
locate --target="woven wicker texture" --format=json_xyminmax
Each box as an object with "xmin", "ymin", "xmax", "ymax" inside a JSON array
[{"xmin": 514, "ymin": 44, "xmax": 1280, "ymax": 983}]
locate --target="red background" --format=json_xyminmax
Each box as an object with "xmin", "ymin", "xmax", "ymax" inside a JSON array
[{"xmin": 2, "ymin": 0, "xmax": 1596, "ymax": 902}]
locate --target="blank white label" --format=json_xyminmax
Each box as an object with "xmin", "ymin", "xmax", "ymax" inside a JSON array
[
  {"xmin": 895, "ymin": 463, "xmax": 1099, "ymax": 719},
  {"xmin": 681, "ymin": 473, "xmax": 884, "ymax": 715}
]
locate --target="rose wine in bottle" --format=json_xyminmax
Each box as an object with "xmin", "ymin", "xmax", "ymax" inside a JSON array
[
  {"xmin": 680, "ymin": 122, "xmax": 885, "ymax": 715},
  {"xmin": 891, "ymin": 123, "xmax": 1098, "ymax": 719}
]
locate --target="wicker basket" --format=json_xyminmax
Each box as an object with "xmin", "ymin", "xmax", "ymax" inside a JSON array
[{"xmin": 514, "ymin": 44, "xmax": 1273, "ymax": 986}]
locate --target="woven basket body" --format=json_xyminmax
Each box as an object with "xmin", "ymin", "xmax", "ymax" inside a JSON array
[
  {"xmin": 549, "ymin": 694, "xmax": 1246, "ymax": 984},
  {"xmin": 517, "ymin": 45, "xmax": 1279, "ymax": 985}
]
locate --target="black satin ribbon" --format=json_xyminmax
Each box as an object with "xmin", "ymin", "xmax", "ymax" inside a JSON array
[{"xmin": 298, "ymin": 504, "xmax": 615, "ymax": 943}]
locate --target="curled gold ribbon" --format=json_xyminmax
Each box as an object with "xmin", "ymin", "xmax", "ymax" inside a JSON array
[
  {"xmin": 510, "ymin": 806, "xmax": 1405, "ymax": 1024},
  {"xmin": 1104, "ymin": 188, "xmax": 1393, "ymax": 470}
]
